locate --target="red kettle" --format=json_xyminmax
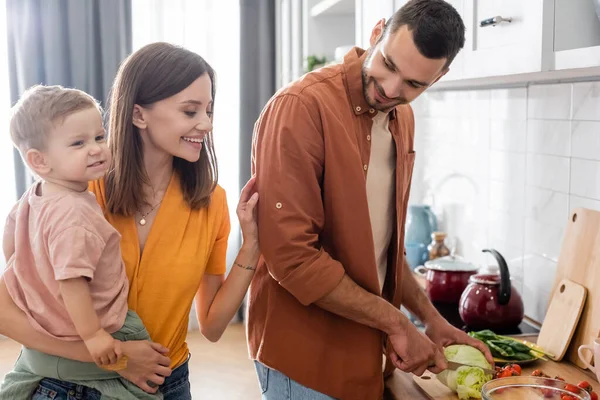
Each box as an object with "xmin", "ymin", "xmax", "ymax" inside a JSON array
[{"xmin": 458, "ymin": 249, "xmax": 524, "ymax": 329}]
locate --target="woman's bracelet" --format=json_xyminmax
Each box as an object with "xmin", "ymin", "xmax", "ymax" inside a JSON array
[{"xmin": 235, "ymin": 262, "xmax": 256, "ymax": 271}]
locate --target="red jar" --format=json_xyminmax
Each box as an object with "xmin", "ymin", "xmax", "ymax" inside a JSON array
[{"xmin": 415, "ymin": 255, "xmax": 479, "ymax": 304}]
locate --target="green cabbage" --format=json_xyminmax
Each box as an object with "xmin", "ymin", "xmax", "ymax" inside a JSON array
[{"xmin": 436, "ymin": 345, "xmax": 493, "ymax": 400}]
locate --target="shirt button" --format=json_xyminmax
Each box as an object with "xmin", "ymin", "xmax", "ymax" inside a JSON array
[
  {"xmin": 367, "ymin": 135, "xmax": 371, "ymax": 141},
  {"xmin": 363, "ymin": 164, "xmax": 368, "ymax": 171},
  {"xmin": 369, "ymin": 109, "xmax": 375, "ymax": 113},
  {"xmin": 276, "ymin": 202, "xmax": 282, "ymax": 209},
  {"xmin": 355, "ymin": 106, "xmax": 361, "ymax": 112}
]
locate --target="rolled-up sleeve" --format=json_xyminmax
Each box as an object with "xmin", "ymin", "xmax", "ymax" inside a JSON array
[{"xmin": 252, "ymin": 94, "xmax": 345, "ymax": 306}]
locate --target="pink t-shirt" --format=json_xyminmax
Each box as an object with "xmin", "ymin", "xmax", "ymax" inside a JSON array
[{"xmin": 2, "ymin": 182, "xmax": 128, "ymax": 340}]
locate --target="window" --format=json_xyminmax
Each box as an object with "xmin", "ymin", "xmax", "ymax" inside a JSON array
[
  {"xmin": 0, "ymin": 0, "xmax": 17, "ymax": 267},
  {"xmin": 132, "ymin": 0, "xmax": 242, "ymax": 258}
]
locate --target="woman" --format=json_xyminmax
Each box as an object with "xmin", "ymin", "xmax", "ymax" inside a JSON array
[{"xmin": 0, "ymin": 42, "xmax": 259, "ymax": 399}]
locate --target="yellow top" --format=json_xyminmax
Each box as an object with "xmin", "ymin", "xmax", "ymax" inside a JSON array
[{"xmin": 89, "ymin": 173, "xmax": 230, "ymax": 368}]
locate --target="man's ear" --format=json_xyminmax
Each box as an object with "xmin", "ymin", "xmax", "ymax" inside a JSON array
[
  {"xmin": 25, "ymin": 149, "xmax": 51, "ymax": 176},
  {"xmin": 132, "ymin": 104, "xmax": 148, "ymax": 130},
  {"xmin": 369, "ymin": 18, "xmax": 387, "ymax": 47}
]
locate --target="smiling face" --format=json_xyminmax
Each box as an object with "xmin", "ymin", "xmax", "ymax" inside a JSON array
[
  {"xmin": 133, "ymin": 73, "xmax": 213, "ymax": 163},
  {"xmin": 362, "ymin": 21, "xmax": 449, "ymax": 111},
  {"xmin": 26, "ymin": 106, "xmax": 110, "ymax": 191}
]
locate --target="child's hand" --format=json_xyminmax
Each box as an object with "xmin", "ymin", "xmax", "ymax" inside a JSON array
[{"xmin": 84, "ymin": 329, "xmax": 123, "ymax": 366}]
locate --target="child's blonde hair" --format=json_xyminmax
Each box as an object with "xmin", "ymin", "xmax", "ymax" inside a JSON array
[{"xmin": 9, "ymin": 85, "xmax": 101, "ymax": 153}]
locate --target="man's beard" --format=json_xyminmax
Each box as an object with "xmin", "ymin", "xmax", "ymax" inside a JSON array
[{"xmin": 361, "ymin": 49, "xmax": 408, "ymax": 111}]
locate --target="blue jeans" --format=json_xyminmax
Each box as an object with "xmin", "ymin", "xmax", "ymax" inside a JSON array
[
  {"xmin": 32, "ymin": 357, "xmax": 191, "ymax": 400},
  {"xmin": 254, "ymin": 361, "xmax": 337, "ymax": 400}
]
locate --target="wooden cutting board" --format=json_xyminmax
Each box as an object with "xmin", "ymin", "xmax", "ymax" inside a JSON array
[
  {"xmin": 537, "ymin": 279, "xmax": 587, "ymax": 361},
  {"xmin": 412, "ymin": 371, "xmax": 457, "ymax": 400},
  {"xmin": 551, "ymin": 208, "xmax": 600, "ymax": 369},
  {"xmin": 409, "ymin": 355, "xmax": 599, "ymax": 400}
]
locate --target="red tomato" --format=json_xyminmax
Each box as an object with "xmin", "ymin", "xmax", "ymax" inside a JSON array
[
  {"xmin": 591, "ymin": 391, "xmax": 598, "ymax": 400},
  {"xmin": 564, "ymin": 383, "xmax": 580, "ymax": 394},
  {"xmin": 560, "ymin": 395, "xmax": 577, "ymax": 400},
  {"xmin": 497, "ymin": 370, "xmax": 513, "ymax": 378},
  {"xmin": 510, "ymin": 364, "xmax": 522, "ymax": 375},
  {"xmin": 578, "ymin": 381, "xmax": 593, "ymax": 393}
]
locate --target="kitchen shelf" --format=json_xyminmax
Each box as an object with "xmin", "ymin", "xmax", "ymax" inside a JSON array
[
  {"xmin": 430, "ymin": 66, "xmax": 600, "ymax": 91},
  {"xmin": 310, "ymin": 0, "xmax": 354, "ymax": 17}
]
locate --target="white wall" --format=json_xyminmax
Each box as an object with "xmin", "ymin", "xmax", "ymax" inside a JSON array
[{"xmin": 410, "ymin": 81, "xmax": 600, "ymax": 323}]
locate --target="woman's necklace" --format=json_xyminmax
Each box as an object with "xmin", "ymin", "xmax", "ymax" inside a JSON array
[
  {"xmin": 139, "ymin": 172, "xmax": 169, "ymax": 226},
  {"xmin": 138, "ymin": 200, "xmax": 163, "ymax": 226}
]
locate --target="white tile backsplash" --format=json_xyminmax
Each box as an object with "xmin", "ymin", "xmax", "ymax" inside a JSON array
[
  {"xmin": 526, "ymin": 154, "xmax": 570, "ymax": 193},
  {"xmin": 523, "ymin": 285, "xmax": 551, "ymax": 323},
  {"xmin": 570, "ymin": 158, "xmax": 600, "ymax": 200},
  {"xmin": 527, "ymin": 120, "xmax": 571, "ymax": 157},
  {"xmin": 490, "ymin": 180, "xmax": 525, "ymax": 217},
  {"xmin": 573, "ymin": 82, "xmax": 600, "ymax": 121},
  {"xmin": 411, "ymin": 94, "xmax": 430, "ymax": 118},
  {"xmin": 523, "ymin": 255, "xmax": 556, "ymax": 321},
  {"xmin": 410, "ymin": 81, "xmax": 600, "ymax": 322},
  {"xmin": 488, "ymin": 210, "xmax": 525, "ymax": 249},
  {"xmin": 571, "ymin": 121, "xmax": 600, "ymax": 160},
  {"xmin": 569, "ymin": 195, "xmax": 600, "ymax": 213},
  {"xmin": 489, "ymin": 151, "xmax": 526, "ymax": 186},
  {"xmin": 523, "ymin": 254, "xmax": 557, "ymax": 294},
  {"xmin": 490, "ymin": 119, "xmax": 527, "ymax": 153},
  {"xmin": 465, "ymin": 90, "xmax": 491, "ymax": 120},
  {"xmin": 528, "ymin": 84, "xmax": 572, "ymax": 120},
  {"xmin": 525, "ymin": 187, "xmax": 569, "ymax": 228},
  {"xmin": 491, "ymin": 88, "xmax": 527, "ymax": 120},
  {"xmin": 456, "ymin": 119, "xmax": 490, "ymax": 149},
  {"xmin": 524, "ymin": 218, "xmax": 565, "ymax": 262}
]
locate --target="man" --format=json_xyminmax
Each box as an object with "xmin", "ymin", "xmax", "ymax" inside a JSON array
[{"xmin": 248, "ymin": 1, "xmax": 493, "ymax": 399}]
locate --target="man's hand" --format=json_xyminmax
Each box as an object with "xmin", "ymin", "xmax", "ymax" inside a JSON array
[
  {"xmin": 84, "ymin": 329, "xmax": 122, "ymax": 366},
  {"xmin": 425, "ymin": 316, "xmax": 494, "ymax": 366},
  {"xmin": 387, "ymin": 321, "xmax": 448, "ymax": 376},
  {"xmin": 117, "ymin": 341, "xmax": 172, "ymax": 394}
]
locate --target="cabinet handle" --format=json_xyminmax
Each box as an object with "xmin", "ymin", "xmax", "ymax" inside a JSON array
[{"xmin": 479, "ymin": 16, "xmax": 512, "ymax": 28}]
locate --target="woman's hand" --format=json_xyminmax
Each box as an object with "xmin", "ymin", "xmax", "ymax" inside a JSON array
[
  {"xmin": 237, "ymin": 176, "xmax": 259, "ymax": 248},
  {"xmin": 117, "ymin": 341, "xmax": 172, "ymax": 393}
]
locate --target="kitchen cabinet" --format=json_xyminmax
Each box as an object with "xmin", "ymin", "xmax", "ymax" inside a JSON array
[
  {"xmin": 355, "ymin": 0, "xmax": 394, "ymax": 48},
  {"xmin": 275, "ymin": 0, "xmax": 355, "ymax": 88},
  {"xmin": 553, "ymin": 0, "xmax": 600, "ymax": 70},
  {"xmin": 303, "ymin": 0, "xmax": 355, "ymax": 65},
  {"xmin": 462, "ymin": 0, "xmax": 553, "ymax": 79},
  {"xmin": 298, "ymin": 0, "xmax": 600, "ymax": 89}
]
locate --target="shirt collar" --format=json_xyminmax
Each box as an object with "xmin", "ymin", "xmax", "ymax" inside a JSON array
[{"xmin": 342, "ymin": 47, "xmax": 397, "ymax": 120}]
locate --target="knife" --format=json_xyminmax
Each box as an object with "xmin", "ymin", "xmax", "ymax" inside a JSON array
[{"xmin": 446, "ymin": 360, "xmax": 496, "ymax": 376}]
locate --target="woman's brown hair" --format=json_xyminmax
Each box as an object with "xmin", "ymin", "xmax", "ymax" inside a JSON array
[{"xmin": 105, "ymin": 42, "xmax": 218, "ymax": 216}]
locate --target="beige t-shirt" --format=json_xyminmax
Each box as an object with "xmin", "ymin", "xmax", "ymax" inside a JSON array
[
  {"xmin": 366, "ymin": 111, "xmax": 396, "ymax": 292},
  {"xmin": 2, "ymin": 182, "xmax": 128, "ymax": 340}
]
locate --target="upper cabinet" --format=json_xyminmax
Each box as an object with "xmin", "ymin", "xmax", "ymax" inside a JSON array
[
  {"xmin": 275, "ymin": 0, "xmax": 355, "ymax": 88},
  {"xmin": 278, "ymin": 0, "xmax": 600, "ymax": 89},
  {"xmin": 355, "ymin": 0, "xmax": 394, "ymax": 48},
  {"xmin": 553, "ymin": 0, "xmax": 600, "ymax": 70},
  {"xmin": 304, "ymin": 0, "xmax": 355, "ymax": 65},
  {"xmin": 461, "ymin": 1, "xmax": 552, "ymax": 78}
]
